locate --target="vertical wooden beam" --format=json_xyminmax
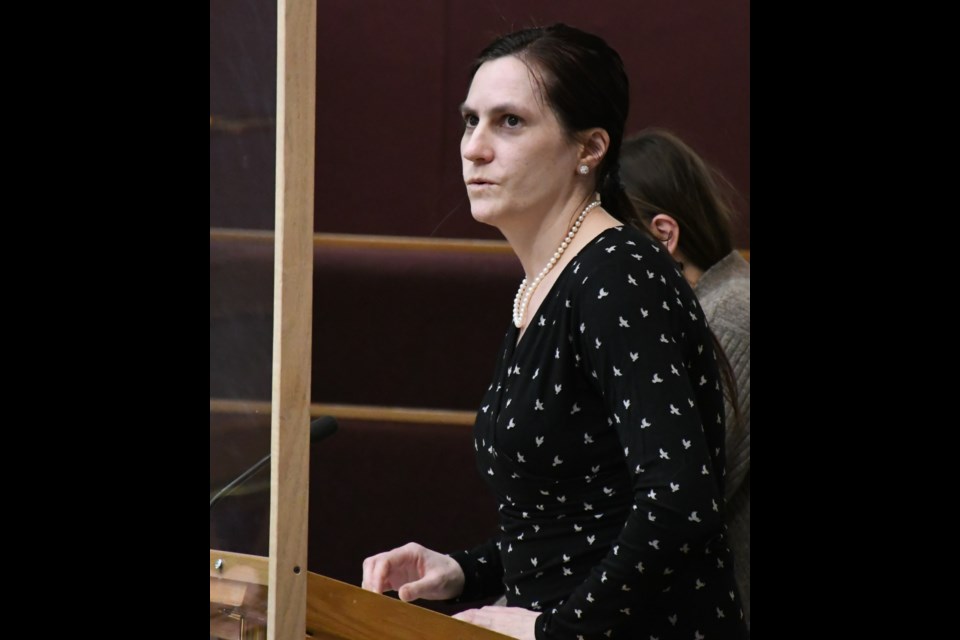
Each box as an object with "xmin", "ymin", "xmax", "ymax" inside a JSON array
[{"xmin": 268, "ymin": 0, "xmax": 316, "ymax": 638}]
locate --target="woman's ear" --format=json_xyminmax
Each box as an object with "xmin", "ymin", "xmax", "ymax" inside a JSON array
[
  {"xmin": 577, "ymin": 128, "xmax": 611, "ymax": 173},
  {"xmin": 649, "ymin": 213, "xmax": 681, "ymax": 256}
]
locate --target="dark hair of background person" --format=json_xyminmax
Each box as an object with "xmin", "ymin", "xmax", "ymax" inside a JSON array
[{"xmin": 620, "ymin": 127, "xmax": 738, "ymax": 273}]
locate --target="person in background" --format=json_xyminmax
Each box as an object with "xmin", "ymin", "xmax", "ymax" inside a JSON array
[{"xmin": 620, "ymin": 127, "xmax": 750, "ymax": 627}]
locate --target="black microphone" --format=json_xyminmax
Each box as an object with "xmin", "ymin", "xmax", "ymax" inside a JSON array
[{"xmin": 210, "ymin": 416, "xmax": 338, "ymax": 510}]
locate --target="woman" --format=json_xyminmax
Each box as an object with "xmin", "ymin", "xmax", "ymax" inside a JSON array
[
  {"xmin": 620, "ymin": 128, "xmax": 751, "ymax": 627},
  {"xmin": 362, "ymin": 24, "xmax": 748, "ymax": 640}
]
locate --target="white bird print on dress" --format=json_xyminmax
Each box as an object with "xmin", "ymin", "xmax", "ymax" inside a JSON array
[
  {"xmin": 641, "ymin": 308, "xmax": 649, "ymax": 317},
  {"xmin": 516, "ymin": 452, "xmax": 525, "ymax": 462},
  {"xmin": 689, "ymin": 511, "xmax": 701, "ymax": 523},
  {"xmin": 660, "ymin": 334, "xmax": 670, "ymax": 344},
  {"xmin": 605, "ymin": 245, "xmax": 617, "ymax": 253},
  {"xmin": 712, "ymin": 499, "xmax": 719, "ymax": 512},
  {"xmin": 614, "ymin": 414, "xmax": 621, "ymax": 424},
  {"xmin": 695, "ymin": 631, "xmax": 704, "ymax": 640},
  {"xmin": 573, "ymin": 262, "xmax": 580, "ymax": 274},
  {"xmin": 557, "ymin": 495, "xmax": 566, "ymax": 503},
  {"xmin": 699, "ymin": 375, "xmax": 707, "ymax": 386},
  {"xmin": 584, "ymin": 433, "xmax": 594, "ymax": 444},
  {"xmin": 570, "ymin": 403, "xmax": 581, "ymax": 415},
  {"xmin": 717, "ymin": 558, "xmax": 724, "ymax": 568},
  {"xmin": 669, "ymin": 404, "xmax": 681, "ymax": 415},
  {"xmin": 640, "ymin": 418, "xmax": 651, "ymax": 429},
  {"xmin": 555, "ymin": 348, "xmax": 560, "ymax": 359},
  {"xmin": 603, "ymin": 486, "xmax": 615, "ymax": 496},
  {"xmin": 632, "ymin": 253, "xmax": 643, "ymax": 261},
  {"xmin": 695, "ymin": 579, "xmax": 705, "ymax": 590},
  {"xmin": 620, "ymin": 608, "xmax": 631, "ymax": 616},
  {"xmin": 506, "ymin": 418, "xmax": 516, "ymax": 429},
  {"xmin": 552, "ymin": 455, "xmax": 563, "ymax": 467},
  {"xmin": 584, "ymin": 502, "xmax": 593, "ymax": 511},
  {"xmin": 579, "ymin": 322, "xmax": 586, "ymax": 333},
  {"xmin": 680, "ymin": 544, "xmax": 690, "ymax": 554},
  {"xmin": 670, "ymin": 482, "xmax": 680, "ymax": 492},
  {"xmin": 601, "ymin": 571, "xmax": 608, "ymax": 582},
  {"xmin": 621, "ymin": 584, "xmax": 631, "ymax": 591},
  {"xmin": 613, "ymin": 545, "xmax": 619, "ymax": 555},
  {"xmin": 729, "ymin": 591, "xmax": 736, "ymax": 601},
  {"xmin": 586, "ymin": 592, "xmax": 595, "ymax": 603},
  {"xmin": 592, "ymin": 465, "xmax": 600, "ymax": 473},
  {"xmin": 555, "ymin": 384, "xmax": 562, "ymax": 394},
  {"xmin": 635, "ymin": 561, "xmax": 645, "ymax": 573},
  {"xmin": 574, "ymin": 609, "xmax": 582, "ymax": 619},
  {"xmin": 652, "ymin": 373, "xmax": 664, "ymax": 383},
  {"xmin": 587, "ymin": 535, "xmax": 596, "ymax": 545},
  {"xmin": 648, "ymin": 511, "xmax": 656, "ymax": 522},
  {"xmin": 698, "ymin": 344, "xmax": 704, "ymax": 354},
  {"xmin": 623, "ymin": 399, "xmax": 631, "ymax": 409},
  {"xmin": 532, "ymin": 367, "xmax": 539, "ymax": 379},
  {"xmin": 574, "ymin": 524, "xmax": 582, "ymax": 532},
  {"xmin": 670, "ymin": 364, "xmax": 679, "ymax": 376},
  {"xmin": 535, "ymin": 436, "xmax": 544, "ymax": 447},
  {"xmin": 663, "ymin": 567, "xmax": 674, "ymax": 575},
  {"xmin": 702, "ymin": 464, "xmax": 710, "ymax": 475},
  {"xmin": 563, "ymin": 554, "xmax": 570, "ymax": 562},
  {"xmin": 630, "ymin": 351, "xmax": 639, "ymax": 361},
  {"xmin": 538, "ymin": 315, "xmax": 546, "ymax": 327},
  {"xmin": 488, "ymin": 468, "xmax": 494, "ymax": 475},
  {"xmin": 595, "ymin": 338, "xmax": 602, "ymax": 349},
  {"xmin": 530, "ymin": 557, "xmax": 538, "ymax": 567},
  {"xmin": 619, "ymin": 316, "xmax": 630, "ymax": 328},
  {"xmin": 481, "ymin": 405, "xmax": 489, "ymax": 413},
  {"xmin": 688, "ymin": 398, "xmax": 695, "ymax": 407},
  {"xmin": 646, "ymin": 269, "xmax": 655, "ymax": 279},
  {"xmin": 627, "ymin": 274, "xmax": 637, "ymax": 286},
  {"xmin": 613, "ymin": 366, "xmax": 622, "ymax": 377},
  {"xmin": 682, "ymin": 439, "xmax": 691, "ymax": 449},
  {"xmin": 506, "ymin": 399, "xmax": 512, "ymax": 407},
  {"xmin": 535, "ymin": 399, "xmax": 544, "ymax": 411},
  {"xmin": 662, "ymin": 301, "xmax": 670, "ymax": 310},
  {"xmin": 648, "ymin": 489, "xmax": 657, "ymax": 500},
  {"xmin": 659, "ymin": 448, "xmax": 670, "ymax": 459}
]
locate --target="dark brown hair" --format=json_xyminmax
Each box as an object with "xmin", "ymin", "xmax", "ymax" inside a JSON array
[{"xmin": 620, "ymin": 128, "xmax": 737, "ymax": 272}]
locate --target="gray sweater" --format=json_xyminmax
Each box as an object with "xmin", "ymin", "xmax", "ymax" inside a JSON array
[{"xmin": 695, "ymin": 250, "xmax": 750, "ymax": 627}]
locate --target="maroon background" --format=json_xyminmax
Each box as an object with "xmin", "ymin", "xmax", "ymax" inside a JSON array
[{"xmin": 211, "ymin": 0, "xmax": 750, "ymax": 247}]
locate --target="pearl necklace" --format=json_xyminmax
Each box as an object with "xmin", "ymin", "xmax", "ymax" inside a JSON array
[{"xmin": 512, "ymin": 197, "xmax": 602, "ymax": 329}]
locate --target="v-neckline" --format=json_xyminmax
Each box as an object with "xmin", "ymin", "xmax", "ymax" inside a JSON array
[{"xmin": 510, "ymin": 225, "xmax": 623, "ymax": 353}]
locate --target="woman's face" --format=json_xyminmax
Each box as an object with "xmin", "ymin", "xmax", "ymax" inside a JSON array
[{"xmin": 460, "ymin": 56, "xmax": 582, "ymax": 227}]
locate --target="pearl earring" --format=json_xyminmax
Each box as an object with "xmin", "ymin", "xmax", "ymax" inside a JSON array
[{"xmin": 578, "ymin": 164, "xmax": 589, "ymax": 175}]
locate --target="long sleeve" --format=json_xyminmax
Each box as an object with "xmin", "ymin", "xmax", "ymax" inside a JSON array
[
  {"xmin": 448, "ymin": 537, "xmax": 506, "ymax": 602},
  {"xmin": 535, "ymin": 239, "xmax": 729, "ymax": 639}
]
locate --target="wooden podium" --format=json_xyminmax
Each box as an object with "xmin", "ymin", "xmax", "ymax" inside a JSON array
[{"xmin": 210, "ymin": 549, "xmax": 514, "ymax": 640}]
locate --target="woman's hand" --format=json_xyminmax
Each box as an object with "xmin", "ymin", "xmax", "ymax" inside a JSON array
[
  {"xmin": 453, "ymin": 606, "xmax": 539, "ymax": 640},
  {"xmin": 361, "ymin": 542, "xmax": 465, "ymax": 602}
]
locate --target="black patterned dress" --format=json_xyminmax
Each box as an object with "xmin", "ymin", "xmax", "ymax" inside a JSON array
[{"xmin": 449, "ymin": 225, "xmax": 749, "ymax": 639}]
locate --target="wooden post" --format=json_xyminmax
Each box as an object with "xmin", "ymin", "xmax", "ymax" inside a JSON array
[{"xmin": 268, "ymin": 0, "xmax": 316, "ymax": 638}]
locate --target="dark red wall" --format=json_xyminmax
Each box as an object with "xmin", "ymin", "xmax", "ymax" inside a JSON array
[{"xmin": 211, "ymin": 0, "xmax": 750, "ymax": 247}]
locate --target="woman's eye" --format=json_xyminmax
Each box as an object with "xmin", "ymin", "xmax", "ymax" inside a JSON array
[
  {"xmin": 504, "ymin": 115, "xmax": 521, "ymax": 127},
  {"xmin": 464, "ymin": 114, "xmax": 479, "ymax": 127}
]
